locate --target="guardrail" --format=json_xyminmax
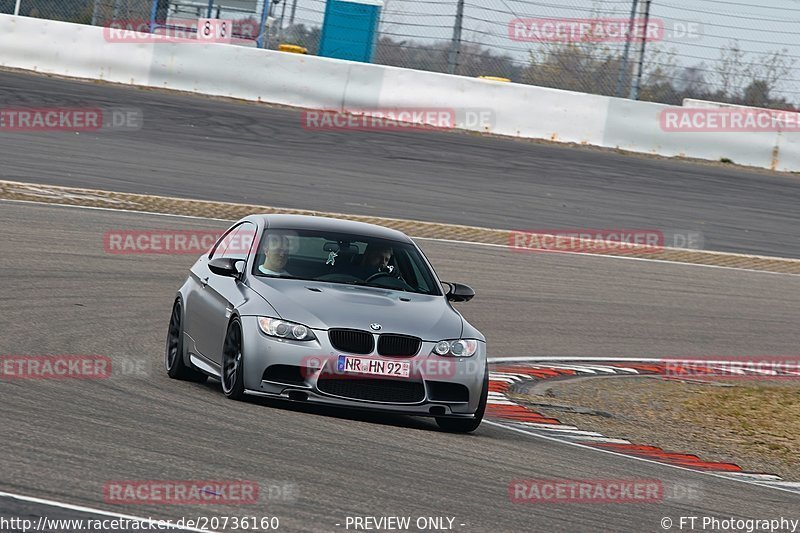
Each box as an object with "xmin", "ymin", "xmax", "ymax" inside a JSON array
[{"xmin": 0, "ymin": 14, "xmax": 797, "ymax": 172}]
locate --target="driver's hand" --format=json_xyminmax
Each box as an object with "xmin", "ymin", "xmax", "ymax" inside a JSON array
[{"xmin": 383, "ymin": 265, "xmax": 402, "ymax": 279}]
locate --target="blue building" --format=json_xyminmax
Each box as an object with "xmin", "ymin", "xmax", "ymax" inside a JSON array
[{"xmin": 318, "ymin": 0, "xmax": 383, "ymax": 63}]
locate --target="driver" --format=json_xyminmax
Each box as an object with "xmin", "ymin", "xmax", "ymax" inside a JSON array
[
  {"xmin": 258, "ymin": 234, "xmax": 292, "ymax": 276},
  {"xmin": 351, "ymin": 244, "xmax": 394, "ymax": 280},
  {"xmin": 361, "ymin": 244, "xmax": 392, "ymax": 272}
]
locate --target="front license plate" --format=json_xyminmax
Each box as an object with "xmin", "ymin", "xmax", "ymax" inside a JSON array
[{"xmin": 337, "ymin": 356, "xmax": 410, "ymax": 378}]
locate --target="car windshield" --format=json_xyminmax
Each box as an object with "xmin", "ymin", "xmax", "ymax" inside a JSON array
[{"xmin": 251, "ymin": 228, "xmax": 442, "ymax": 296}]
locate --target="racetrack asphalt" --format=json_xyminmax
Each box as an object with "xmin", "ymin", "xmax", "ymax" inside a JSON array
[
  {"xmin": 1, "ymin": 201, "xmax": 798, "ymax": 532},
  {"xmin": 2, "ymin": 69, "xmax": 800, "ymax": 258}
]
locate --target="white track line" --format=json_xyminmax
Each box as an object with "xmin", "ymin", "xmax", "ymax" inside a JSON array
[
  {"xmin": 0, "ymin": 490, "xmax": 220, "ymax": 532},
  {"xmin": 507, "ymin": 425, "xmax": 607, "ymax": 437},
  {"xmin": 489, "ymin": 374, "xmax": 519, "ymax": 383},
  {"xmin": 489, "ymin": 372, "xmax": 532, "ymax": 380},
  {"xmin": 726, "ymin": 473, "xmax": 785, "ymax": 481},
  {"xmin": 2, "ymin": 198, "xmax": 799, "ymax": 277}
]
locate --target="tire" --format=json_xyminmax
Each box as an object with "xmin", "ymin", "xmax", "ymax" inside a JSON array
[
  {"xmin": 221, "ymin": 318, "xmax": 246, "ymax": 400},
  {"xmin": 435, "ymin": 364, "xmax": 488, "ymax": 433},
  {"xmin": 165, "ymin": 298, "xmax": 207, "ymax": 383}
]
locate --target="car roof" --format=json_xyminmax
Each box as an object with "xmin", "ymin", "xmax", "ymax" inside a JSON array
[{"xmin": 255, "ymin": 214, "xmax": 413, "ymax": 243}]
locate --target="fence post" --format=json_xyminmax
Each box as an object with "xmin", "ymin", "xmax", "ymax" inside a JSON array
[
  {"xmin": 278, "ymin": 0, "xmax": 288, "ymax": 42},
  {"xmin": 13, "ymin": 0, "xmax": 21, "ymax": 16},
  {"xmin": 447, "ymin": 0, "xmax": 465, "ymax": 75},
  {"xmin": 256, "ymin": 0, "xmax": 271, "ymax": 48},
  {"xmin": 614, "ymin": 0, "xmax": 639, "ymax": 97},
  {"xmin": 91, "ymin": 0, "xmax": 101, "ymax": 25},
  {"xmin": 628, "ymin": 0, "xmax": 652, "ymax": 100},
  {"xmin": 149, "ymin": 0, "xmax": 158, "ymax": 32}
]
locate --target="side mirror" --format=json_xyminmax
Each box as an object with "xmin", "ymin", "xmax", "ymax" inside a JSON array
[
  {"xmin": 208, "ymin": 257, "xmax": 243, "ymax": 278},
  {"xmin": 443, "ymin": 282, "xmax": 475, "ymax": 302}
]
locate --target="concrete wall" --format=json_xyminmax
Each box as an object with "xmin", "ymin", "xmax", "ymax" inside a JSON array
[{"xmin": 0, "ymin": 14, "xmax": 795, "ymax": 171}]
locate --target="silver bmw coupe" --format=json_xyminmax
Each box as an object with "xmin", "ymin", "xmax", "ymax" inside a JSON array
[{"xmin": 165, "ymin": 214, "xmax": 487, "ymax": 432}]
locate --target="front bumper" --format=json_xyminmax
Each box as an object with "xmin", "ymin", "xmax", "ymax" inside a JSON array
[{"xmin": 239, "ymin": 316, "xmax": 486, "ymax": 416}]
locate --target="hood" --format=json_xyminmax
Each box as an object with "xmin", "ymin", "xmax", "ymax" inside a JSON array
[{"xmin": 248, "ymin": 278, "xmax": 463, "ymax": 341}]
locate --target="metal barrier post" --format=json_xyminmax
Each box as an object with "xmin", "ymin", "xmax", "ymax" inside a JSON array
[
  {"xmin": 256, "ymin": 0, "xmax": 272, "ymax": 49},
  {"xmin": 91, "ymin": 0, "xmax": 100, "ymax": 25},
  {"xmin": 447, "ymin": 0, "xmax": 464, "ymax": 75},
  {"xmin": 614, "ymin": 0, "xmax": 640, "ymax": 98},
  {"xmin": 628, "ymin": 0, "xmax": 653, "ymax": 101},
  {"xmin": 13, "ymin": 0, "xmax": 21, "ymax": 16},
  {"xmin": 149, "ymin": 0, "xmax": 158, "ymax": 32}
]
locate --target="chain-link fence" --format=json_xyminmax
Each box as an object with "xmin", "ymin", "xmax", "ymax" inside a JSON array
[{"xmin": 2, "ymin": 1, "xmax": 798, "ymax": 108}]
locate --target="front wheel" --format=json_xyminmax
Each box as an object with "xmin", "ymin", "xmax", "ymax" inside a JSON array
[
  {"xmin": 435, "ymin": 365, "xmax": 488, "ymax": 433},
  {"xmin": 165, "ymin": 299, "xmax": 207, "ymax": 383},
  {"xmin": 221, "ymin": 319, "xmax": 246, "ymax": 400}
]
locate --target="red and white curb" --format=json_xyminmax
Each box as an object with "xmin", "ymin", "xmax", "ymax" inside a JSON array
[{"xmin": 486, "ymin": 357, "xmax": 800, "ymax": 493}]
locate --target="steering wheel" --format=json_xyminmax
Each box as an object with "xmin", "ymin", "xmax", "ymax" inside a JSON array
[{"xmin": 366, "ymin": 270, "xmax": 399, "ymax": 283}]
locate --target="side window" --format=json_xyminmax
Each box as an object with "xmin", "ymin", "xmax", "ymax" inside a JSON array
[
  {"xmin": 209, "ymin": 222, "xmax": 256, "ymax": 261},
  {"xmin": 209, "ymin": 225, "xmax": 237, "ymax": 260},
  {"xmin": 220, "ymin": 222, "xmax": 256, "ymax": 261}
]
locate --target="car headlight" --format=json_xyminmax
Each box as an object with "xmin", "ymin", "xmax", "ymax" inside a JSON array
[
  {"xmin": 257, "ymin": 317, "xmax": 317, "ymax": 341},
  {"xmin": 432, "ymin": 339, "xmax": 478, "ymax": 357}
]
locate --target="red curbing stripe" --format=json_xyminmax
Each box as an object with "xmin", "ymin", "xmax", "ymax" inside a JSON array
[
  {"xmin": 666, "ymin": 364, "xmax": 719, "ymax": 375},
  {"xmin": 486, "ymin": 404, "xmax": 562, "ymax": 425},
  {"xmin": 608, "ymin": 364, "xmax": 663, "ymax": 374},
  {"xmin": 552, "ymin": 368, "xmax": 578, "ymax": 375},
  {"xmin": 488, "ymin": 382, "xmax": 511, "ymax": 393},
  {"xmin": 591, "ymin": 443, "xmax": 744, "ymax": 472},
  {"xmin": 529, "ymin": 369, "xmax": 572, "ymax": 379},
  {"xmin": 491, "ymin": 366, "xmax": 576, "ymax": 378},
  {"xmin": 494, "ymin": 415, "xmax": 562, "ymax": 425}
]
